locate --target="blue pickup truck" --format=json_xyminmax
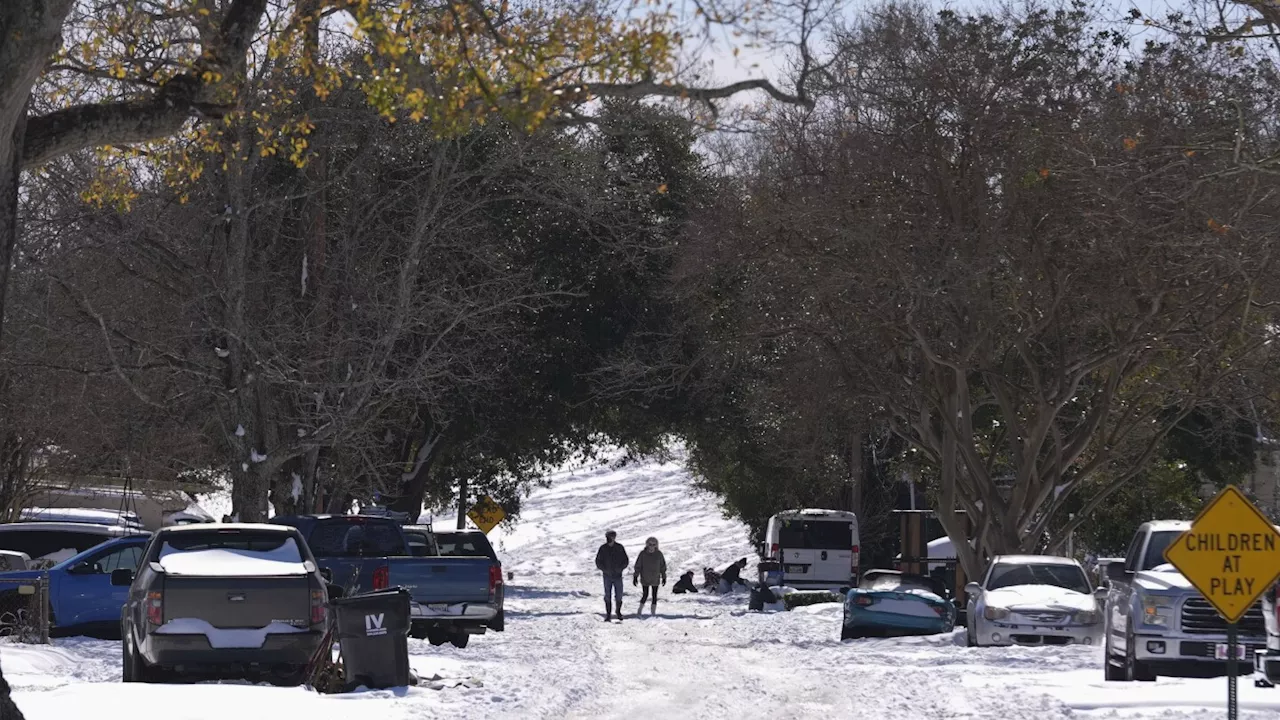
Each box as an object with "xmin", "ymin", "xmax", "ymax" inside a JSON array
[
  {"xmin": 272, "ymin": 515, "xmax": 503, "ymax": 648},
  {"xmin": 0, "ymin": 535, "xmax": 149, "ymax": 639}
]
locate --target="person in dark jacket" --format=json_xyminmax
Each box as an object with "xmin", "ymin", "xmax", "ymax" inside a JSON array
[
  {"xmin": 595, "ymin": 530, "xmax": 629, "ymax": 620},
  {"xmin": 721, "ymin": 558, "xmax": 750, "ymax": 590},
  {"xmin": 672, "ymin": 570, "xmax": 699, "ymax": 594},
  {"xmin": 632, "ymin": 536, "xmax": 667, "ymax": 616}
]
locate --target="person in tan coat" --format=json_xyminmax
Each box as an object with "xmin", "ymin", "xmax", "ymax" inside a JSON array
[{"xmin": 632, "ymin": 536, "xmax": 667, "ymax": 616}]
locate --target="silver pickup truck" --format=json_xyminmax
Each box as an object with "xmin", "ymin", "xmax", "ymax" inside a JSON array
[{"xmin": 1105, "ymin": 520, "xmax": 1268, "ymax": 681}]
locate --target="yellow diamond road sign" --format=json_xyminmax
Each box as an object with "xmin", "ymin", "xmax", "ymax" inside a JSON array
[
  {"xmin": 1163, "ymin": 484, "xmax": 1280, "ymax": 623},
  {"xmin": 467, "ymin": 495, "xmax": 506, "ymax": 535}
]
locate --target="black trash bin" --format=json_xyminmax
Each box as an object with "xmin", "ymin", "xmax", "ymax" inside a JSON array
[{"xmin": 331, "ymin": 587, "xmax": 411, "ymax": 690}]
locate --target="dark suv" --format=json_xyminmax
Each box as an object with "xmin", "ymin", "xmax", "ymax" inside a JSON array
[{"xmin": 116, "ymin": 523, "xmax": 328, "ymax": 684}]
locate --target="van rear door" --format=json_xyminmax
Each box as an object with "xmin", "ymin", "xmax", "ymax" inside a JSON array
[{"xmin": 779, "ymin": 519, "xmax": 854, "ymax": 587}]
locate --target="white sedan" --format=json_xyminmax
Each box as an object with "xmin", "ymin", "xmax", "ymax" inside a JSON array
[{"xmin": 965, "ymin": 554, "xmax": 1106, "ymax": 647}]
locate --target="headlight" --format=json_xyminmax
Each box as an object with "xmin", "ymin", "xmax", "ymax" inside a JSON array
[
  {"xmin": 1139, "ymin": 594, "xmax": 1172, "ymax": 626},
  {"xmin": 984, "ymin": 606, "xmax": 1010, "ymax": 621},
  {"xmin": 1074, "ymin": 610, "xmax": 1099, "ymax": 625}
]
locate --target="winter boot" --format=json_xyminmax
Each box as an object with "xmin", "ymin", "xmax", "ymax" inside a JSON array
[
  {"xmin": 615, "ymin": 601, "xmax": 623, "ymax": 621},
  {"xmin": 604, "ymin": 599, "xmax": 612, "ymax": 621}
]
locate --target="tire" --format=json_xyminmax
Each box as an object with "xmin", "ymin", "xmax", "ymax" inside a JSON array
[
  {"xmin": 450, "ymin": 633, "xmax": 469, "ymax": 649},
  {"xmin": 427, "ymin": 629, "xmax": 449, "ymax": 646},
  {"xmin": 1125, "ymin": 625, "xmax": 1157, "ymax": 682},
  {"xmin": 122, "ymin": 631, "xmax": 158, "ymax": 684},
  {"xmin": 1103, "ymin": 619, "xmax": 1130, "ymax": 681},
  {"xmin": 409, "ymin": 623, "xmax": 429, "ymax": 641},
  {"xmin": 966, "ymin": 620, "xmax": 978, "ymax": 647}
]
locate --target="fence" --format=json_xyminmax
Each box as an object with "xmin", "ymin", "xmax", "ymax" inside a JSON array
[{"xmin": 0, "ymin": 577, "xmax": 49, "ymax": 644}]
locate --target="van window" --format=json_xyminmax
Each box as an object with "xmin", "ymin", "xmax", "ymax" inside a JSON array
[{"xmin": 778, "ymin": 520, "xmax": 852, "ymax": 550}]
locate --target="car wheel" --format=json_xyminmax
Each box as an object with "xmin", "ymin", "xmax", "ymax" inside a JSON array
[
  {"xmin": 122, "ymin": 631, "xmax": 157, "ymax": 684},
  {"xmin": 450, "ymin": 633, "xmax": 470, "ymax": 649},
  {"xmin": 427, "ymin": 629, "xmax": 449, "ymax": 646},
  {"xmin": 966, "ymin": 619, "xmax": 978, "ymax": 647},
  {"xmin": 409, "ymin": 623, "xmax": 429, "ymax": 641},
  {"xmin": 1103, "ymin": 625, "xmax": 1129, "ymax": 682}
]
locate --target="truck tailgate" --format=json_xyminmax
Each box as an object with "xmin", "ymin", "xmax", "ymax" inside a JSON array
[
  {"xmin": 162, "ymin": 576, "xmax": 313, "ymax": 628},
  {"xmin": 390, "ymin": 557, "xmax": 491, "ymax": 604}
]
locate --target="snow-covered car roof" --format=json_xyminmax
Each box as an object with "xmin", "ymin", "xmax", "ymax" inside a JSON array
[
  {"xmin": 775, "ymin": 508, "xmax": 858, "ymax": 519},
  {"xmin": 991, "ymin": 554, "xmax": 1081, "ymax": 567},
  {"xmin": 159, "ymin": 522, "xmax": 298, "ymax": 534},
  {"xmin": 1142, "ymin": 520, "xmax": 1192, "ymax": 533},
  {"xmin": 0, "ymin": 521, "xmax": 146, "ymax": 536}
]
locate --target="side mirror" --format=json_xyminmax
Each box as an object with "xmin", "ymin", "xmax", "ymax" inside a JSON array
[
  {"xmin": 964, "ymin": 582, "xmax": 981, "ymax": 597},
  {"xmin": 1095, "ymin": 587, "xmax": 1109, "ymax": 599},
  {"xmin": 110, "ymin": 569, "xmax": 134, "ymax": 587},
  {"xmin": 319, "ymin": 567, "xmax": 333, "ymax": 583},
  {"xmin": 1106, "ymin": 563, "xmax": 1130, "ymax": 582}
]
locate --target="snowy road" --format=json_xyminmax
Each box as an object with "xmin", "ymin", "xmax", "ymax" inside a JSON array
[{"xmin": 7, "ymin": 454, "xmax": 1280, "ymax": 719}]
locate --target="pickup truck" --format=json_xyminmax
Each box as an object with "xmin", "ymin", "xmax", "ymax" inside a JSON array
[
  {"xmin": 1105, "ymin": 520, "xmax": 1269, "ymax": 681},
  {"xmin": 273, "ymin": 515, "xmax": 503, "ymax": 648},
  {"xmin": 116, "ymin": 523, "xmax": 328, "ymax": 684},
  {"xmin": 0, "ymin": 535, "xmax": 149, "ymax": 639}
]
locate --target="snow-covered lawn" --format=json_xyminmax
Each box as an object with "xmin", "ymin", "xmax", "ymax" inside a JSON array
[{"xmin": 7, "ymin": 453, "xmax": 1280, "ymax": 718}]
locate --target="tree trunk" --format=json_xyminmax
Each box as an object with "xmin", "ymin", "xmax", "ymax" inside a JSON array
[{"xmin": 456, "ymin": 476, "xmax": 468, "ymax": 530}]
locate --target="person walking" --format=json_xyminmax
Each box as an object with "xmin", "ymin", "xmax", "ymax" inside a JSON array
[
  {"xmin": 632, "ymin": 536, "xmax": 667, "ymax": 616},
  {"xmin": 595, "ymin": 530, "xmax": 629, "ymax": 621}
]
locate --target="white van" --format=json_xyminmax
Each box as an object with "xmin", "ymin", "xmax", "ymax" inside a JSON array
[{"xmin": 764, "ymin": 509, "xmax": 859, "ymax": 589}]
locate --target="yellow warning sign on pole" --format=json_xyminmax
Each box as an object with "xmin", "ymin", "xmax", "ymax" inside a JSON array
[
  {"xmin": 1163, "ymin": 484, "xmax": 1280, "ymax": 623},
  {"xmin": 466, "ymin": 495, "xmax": 506, "ymax": 534}
]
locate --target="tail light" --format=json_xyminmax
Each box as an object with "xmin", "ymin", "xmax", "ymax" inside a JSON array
[
  {"xmin": 852, "ymin": 545, "xmax": 860, "ymax": 580},
  {"xmin": 146, "ymin": 591, "xmax": 163, "ymax": 625},
  {"xmin": 372, "ymin": 565, "xmax": 389, "ymax": 590},
  {"xmin": 769, "ymin": 543, "xmax": 780, "ymax": 558},
  {"xmin": 310, "ymin": 589, "xmax": 326, "ymax": 625},
  {"xmin": 488, "ymin": 565, "xmax": 503, "ymax": 599},
  {"xmin": 854, "ymin": 595, "xmax": 875, "ymax": 606}
]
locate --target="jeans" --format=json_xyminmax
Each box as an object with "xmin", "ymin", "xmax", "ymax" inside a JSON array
[{"xmin": 603, "ymin": 573, "xmax": 624, "ymax": 604}]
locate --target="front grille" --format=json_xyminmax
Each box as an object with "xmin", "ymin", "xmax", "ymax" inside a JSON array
[
  {"xmin": 1179, "ymin": 641, "xmax": 1264, "ymax": 662},
  {"xmin": 1180, "ymin": 597, "xmax": 1266, "ymax": 635},
  {"xmin": 1018, "ymin": 611, "xmax": 1069, "ymax": 625},
  {"xmin": 1011, "ymin": 634, "xmax": 1072, "ymax": 645}
]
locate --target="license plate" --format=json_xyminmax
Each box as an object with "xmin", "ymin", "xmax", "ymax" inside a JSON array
[
  {"xmin": 784, "ymin": 565, "xmax": 807, "ymax": 573},
  {"xmin": 1215, "ymin": 643, "xmax": 1248, "ymax": 660},
  {"xmin": 428, "ymin": 603, "xmax": 449, "ymax": 612}
]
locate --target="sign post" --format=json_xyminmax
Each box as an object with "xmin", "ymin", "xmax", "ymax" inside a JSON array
[{"xmin": 1163, "ymin": 485, "xmax": 1280, "ymax": 720}]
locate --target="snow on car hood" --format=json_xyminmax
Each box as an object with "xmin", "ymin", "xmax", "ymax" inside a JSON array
[
  {"xmin": 1133, "ymin": 565, "xmax": 1194, "ymax": 592},
  {"xmin": 985, "ymin": 584, "xmax": 1096, "ymax": 612}
]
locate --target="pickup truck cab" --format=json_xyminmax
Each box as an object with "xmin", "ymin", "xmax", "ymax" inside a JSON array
[
  {"xmin": 0, "ymin": 535, "xmax": 149, "ymax": 638},
  {"xmin": 1106, "ymin": 520, "xmax": 1269, "ymax": 681},
  {"xmin": 274, "ymin": 515, "xmax": 504, "ymax": 648}
]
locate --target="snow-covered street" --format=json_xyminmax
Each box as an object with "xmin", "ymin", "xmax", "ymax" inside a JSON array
[{"xmin": 6, "ymin": 455, "xmax": 1280, "ymax": 719}]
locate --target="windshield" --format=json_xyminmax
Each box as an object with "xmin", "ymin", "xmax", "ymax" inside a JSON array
[
  {"xmin": 986, "ymin": 563, "xmax": 1090, "ymax": 594},
  {"xmin": 306, "ymin": 519, "xmax": 406, "ymax": 557},
  {"xmin": 1141, "ymin": 531, "xmax": 1182, "ymax": 571}
]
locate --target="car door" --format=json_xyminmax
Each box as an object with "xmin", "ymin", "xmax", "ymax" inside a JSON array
[{"xmin": 58, "ymin": 541, "xmax": 145, "ymax": 628}]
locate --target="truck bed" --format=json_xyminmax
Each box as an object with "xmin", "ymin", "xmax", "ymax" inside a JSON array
[{"xmin": 389, "ymin": 556, "xmax": 493, "ymax": 605}]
